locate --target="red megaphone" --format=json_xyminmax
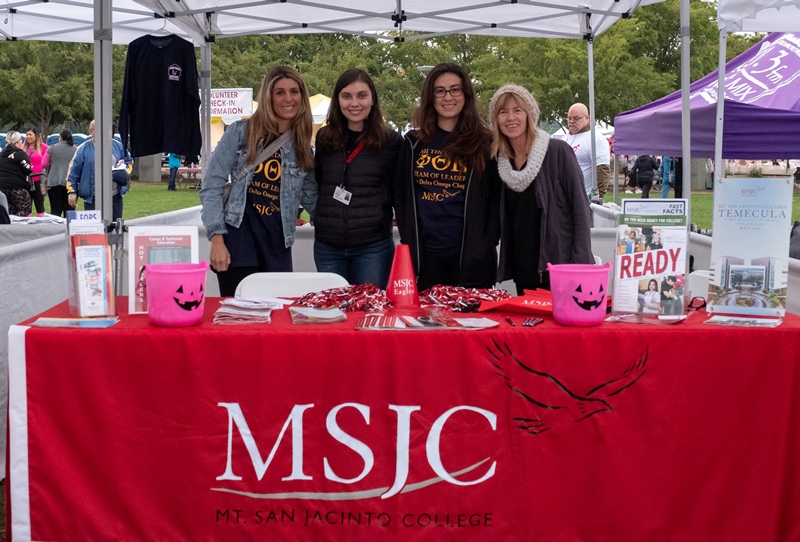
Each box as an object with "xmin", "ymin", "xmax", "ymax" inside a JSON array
[{"xmin": 386, "ymin": 244, "xmax": 420, "ymax": 308}]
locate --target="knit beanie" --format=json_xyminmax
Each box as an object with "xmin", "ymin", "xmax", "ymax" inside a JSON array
[{"xmin": 489, "ymin": 84, "xmax": 540, "ymax": 125}]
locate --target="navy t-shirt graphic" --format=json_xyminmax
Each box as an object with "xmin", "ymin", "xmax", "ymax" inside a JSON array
[
  {"xmin": 414, "ymin": 127, "xmax": 468, "ymax": 256},
  {"xmin": 226, "ymin": 149, "xmax": 292, "ymax": 271}
]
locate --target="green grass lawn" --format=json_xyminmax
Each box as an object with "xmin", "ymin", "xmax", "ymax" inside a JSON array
[{"xmin": 44, "ymin": 181, "xmax": 202, "ymax": 220}]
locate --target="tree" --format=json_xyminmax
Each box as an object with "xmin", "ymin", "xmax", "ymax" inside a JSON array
[{"xmin": 0, "ymin": 41, "xmax": 130, "ymax": 135}]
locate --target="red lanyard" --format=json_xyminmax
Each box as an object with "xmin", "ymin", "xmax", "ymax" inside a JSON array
[
  {"xmin": 340, "ymin": 140, "xmax": 365, "ymax": 187},
  {"xmin": 345, "ymin": 140, "xmax": 365, "ymax": 165}
]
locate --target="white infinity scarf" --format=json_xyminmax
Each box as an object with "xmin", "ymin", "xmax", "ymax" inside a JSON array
[{"xmin": 497, "ymin": 128, "xmax": 549, "ymax": 193}]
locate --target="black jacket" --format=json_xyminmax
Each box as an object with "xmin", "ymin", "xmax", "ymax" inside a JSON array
[
  {"xmin": 630, "ymin": 155, "xmax": 659, "ymax": 183},
  {"xmin": 0, "ymin": 146, "xmax": 33, "ymax": 191},
  {"xmin": 493, "ymin": 138, "xmax": 594, "ymax": 282},
  {"xmin": 394, "ymin": 132, "xmax": 501, "ymax": 288},
  {"xmin": 314, "ymin": 128, "xmax": 402, "ymax": 249}
]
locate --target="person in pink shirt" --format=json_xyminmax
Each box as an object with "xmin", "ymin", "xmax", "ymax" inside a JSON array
[{"xmin": 23, "ymin": 126, "xmax": 49, "ymax": 217}]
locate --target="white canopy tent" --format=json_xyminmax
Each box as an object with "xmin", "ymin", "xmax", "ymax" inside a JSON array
[{"xmin": 0, "ymin": 0, "xmax": 665, "ymax": 224}]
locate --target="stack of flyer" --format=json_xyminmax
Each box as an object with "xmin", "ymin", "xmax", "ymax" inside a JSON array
[
  {"xmin": 66, "ymin": 210, "xmax": 114, "ymax": 317},
  {"xmin": 127, "ymin": 226, "xmax": 199, "ymax": 314},
  {"xmin": 611, "ymin": 199, "xmax": 688, "ymax": 322},
  {"xmin": 213, "ymin": 298, "xmax": 281, "ymax": 324}
]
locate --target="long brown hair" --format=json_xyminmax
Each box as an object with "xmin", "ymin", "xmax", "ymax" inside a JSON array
[
  {"xmin": 316, "ymin": 68, "xmax": 389, "ymax": 154},
  {"xmin": 411, "ymin": 63, "xmax": 491, "ymax": 175},
  {"xmin": 23, "ymin": 126, "xmax": 45, "ymax": 156},
  {"xmin": 246, "ymin": 66, "xmax": 314, "ymax": 171}
]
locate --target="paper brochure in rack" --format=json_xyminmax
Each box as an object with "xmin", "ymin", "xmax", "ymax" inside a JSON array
[
  {"xmin": 478, "ymin": 289, "xmax": 553, "ymax": 315},
  {"xmin": 70, "ymin": 234, "xmax": 114, "ymax": 317},
  {"xmin": 707, "ymin": 177, "xmax": 793, "ymax": 317},
  {"xmin": 612, "ymin": 199, "xmax": 688, "ymax": 318},
  {"xmin": 66, "ymin": 211, "xmax": 115, "ymax": 317},
  {"xmin": 127, "ymin": 226, "xmax": 199, "ymax": 314}
]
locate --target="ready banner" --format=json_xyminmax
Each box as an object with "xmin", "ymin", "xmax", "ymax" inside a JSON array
[{"xmin": 708, "ymin": 176, "xmax": 793, "ymax": 316}]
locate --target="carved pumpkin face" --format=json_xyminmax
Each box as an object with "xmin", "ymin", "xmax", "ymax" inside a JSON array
[
  {"xmin": 173, "ymin": 283, "xmax": 204, "ymax": 311},
  {"xmin": 572, "ymin": 282, "xmax": 605, "ymax": 311}
]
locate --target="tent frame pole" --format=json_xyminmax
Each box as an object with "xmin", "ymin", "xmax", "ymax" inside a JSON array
[
  {"xmin": 587, "ymin": 36, "xmax": 598, "ymax": 200},
  {"xmin": 94, "ymin": 0, "xmax": 113, "ymax": 227},
  {"xmin": 714, "ymin": 30, "xmax": 726, "ymax": 183},
  {"xmin": 680, "ymin": 0, "xmax": 692, "ymax": 281},
  {"xmin": 200, "ymin": 42, "xmax": 212, "ymax": 175}
]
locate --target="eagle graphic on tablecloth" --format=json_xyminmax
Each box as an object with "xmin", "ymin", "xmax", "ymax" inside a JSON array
[{"xmin": 486, "ymin": 339, "xmax": 647, "ymax": 434}]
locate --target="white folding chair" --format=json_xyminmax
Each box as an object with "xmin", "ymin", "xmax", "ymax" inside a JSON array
[
  {"xmin": 234, "ymin": 272, "xmax": 349, "ymax": 299},
  {"xmin": 687, "ymin": 270, "xmax": 712, "ymax": 301}
]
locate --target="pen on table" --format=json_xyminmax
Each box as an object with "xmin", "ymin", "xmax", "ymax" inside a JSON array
[{"xmin": 505, "ymin": 317, "xmax": 515, "ymax": 327}]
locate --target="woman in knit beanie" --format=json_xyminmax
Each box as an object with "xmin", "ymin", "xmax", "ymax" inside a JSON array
[{"xmin": 489, "ymin": 84, "xmax": 593, "ymax": 295}]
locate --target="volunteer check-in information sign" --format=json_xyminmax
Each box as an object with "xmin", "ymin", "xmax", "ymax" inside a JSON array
[{"xmin": 210, "ymin": 88, "xmax": 253, "ymax": 118}]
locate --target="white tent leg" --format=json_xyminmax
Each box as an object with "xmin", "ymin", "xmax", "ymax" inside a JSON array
[
  {"xmin": 714, "ymin": 30, "xmax": 726, "ymax": 183},
  {"xmin": 94, "ymin": 0, "xmax": 113, "ymax": 226},
  {"xmin": 587, "ymin": 37, "xmax": 598, "ymax": 198},
  {"xmin": 680, "ymin": 0, "xmax": 692, "ymax": 281},
  {"xmin": 200, "ymin": 42, "xmax": 212, "ymax": 176}
]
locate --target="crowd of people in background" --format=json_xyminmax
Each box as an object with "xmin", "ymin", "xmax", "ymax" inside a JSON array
[
  {"xmin": 621, "ymin": 154, "xmax": 683, "ymax": 199},
  {"xmin": 0, "ymin": 122, "xmax": 132, "ymax": 220}
]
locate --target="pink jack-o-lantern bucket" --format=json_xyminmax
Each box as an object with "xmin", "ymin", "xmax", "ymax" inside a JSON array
[
  {"xmin": 144, "ymin": 261, "xmax": 210, "ymax": 327},
  {"xmin": 547, "ymin": 262, "xmax": 611, "ymax": 326}
]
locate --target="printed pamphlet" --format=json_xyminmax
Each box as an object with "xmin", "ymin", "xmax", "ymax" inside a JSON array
[
  {"xmin": 612, "ymin": 199, "xmax": 688, "ymax": 317},
  {"xmin": 128, "ymin": 226, "xmax": 199, "ymax": 314},
  {"xmin": 707, "ymin": 177, "xmax": 792, "ymax": 317},
  {"xmin": 73, "ymin": 238, "xmax": 114, "ymax": 317}
]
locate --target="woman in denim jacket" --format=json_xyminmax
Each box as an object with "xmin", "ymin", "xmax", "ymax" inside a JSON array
[{"xmin": 200, "ymin": 66, "xmax": 318, "ymax": 296}]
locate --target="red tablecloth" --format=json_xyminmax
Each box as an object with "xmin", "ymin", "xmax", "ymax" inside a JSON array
[{"xmin": 8, "ymin": 300, "xmax": 800, "ymax": 541}]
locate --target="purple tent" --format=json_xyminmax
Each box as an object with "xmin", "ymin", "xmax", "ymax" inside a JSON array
[{"xmin": 614, "ymin": 32, "xmax": 800, "ymax": 159}]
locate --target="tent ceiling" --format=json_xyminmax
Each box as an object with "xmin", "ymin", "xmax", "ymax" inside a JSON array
[{"xmin": 0, "ymin": 0, "xmax": 663, "ymax": 45}]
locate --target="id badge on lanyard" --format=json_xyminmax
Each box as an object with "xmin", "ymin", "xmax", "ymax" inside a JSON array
[{"xmin": 334, "ymin": 140, "xmax": 365, "ymax": 206}]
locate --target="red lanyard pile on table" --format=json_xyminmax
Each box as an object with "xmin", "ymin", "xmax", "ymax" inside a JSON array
[
  {"xmin": 419, "ymin": 285, "xmax": 512, "ymax": 312},
  {"xmin": 295, "ymin": 283, "xmax": 390, "ymax": 312}
]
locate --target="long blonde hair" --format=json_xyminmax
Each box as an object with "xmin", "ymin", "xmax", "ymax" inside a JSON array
[
  {"xmin": 489, "ymin": 86, "xmax": 540, "ymax": 162},
  {"xmin": 246, "ymin": 66, "xmax": 314, "ymax": 171}
]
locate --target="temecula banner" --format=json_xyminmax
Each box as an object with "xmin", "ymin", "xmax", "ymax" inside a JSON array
[{"xmin": 708, "ymin": 177, "xmax": 793, "ymax": 316}]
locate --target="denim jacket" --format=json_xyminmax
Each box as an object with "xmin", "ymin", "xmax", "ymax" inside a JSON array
[{"xmin": 200, "ymin": 120, "xmax": 318, "ymax": 247}]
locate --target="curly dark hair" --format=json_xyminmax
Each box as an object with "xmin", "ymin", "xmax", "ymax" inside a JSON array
[
  {"xmin": 411, "ymin": 63, "xmax": 491, "ymax": 175},
  {"xmin": 316, "ymin": 68, "xmax": 389, "ymax": 154}
]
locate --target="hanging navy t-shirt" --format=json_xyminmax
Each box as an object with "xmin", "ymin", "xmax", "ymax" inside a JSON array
[
  {"xmin": 224, "ymin": 149, "xmax": 291, "ymax": 271},
  {"xmin": 414, "ymin": 127, "xmax": 468, "ymax": 256},
  {"xmin": 118, "ymin": 34, "xmax": 202, "ymax": 158}
]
